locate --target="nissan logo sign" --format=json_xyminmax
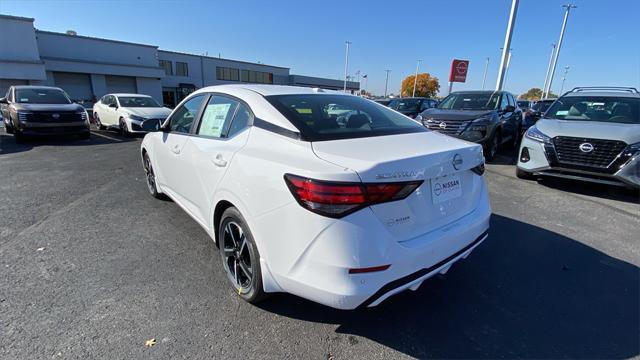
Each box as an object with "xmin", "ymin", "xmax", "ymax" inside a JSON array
[
  {"xmin": 439, "ymin": 122, "xmax": 447, "ymax": 129},
  {"xmin": 52, "ymin": 113, "xmax": 60, "ymax": 119},
  {"xmin": 579, "ymin": 143, "xmax": 594, "ymax": 153},
  {"xmin": 452, "ymin": 154, "xmax": 463, "ymax": 170}
]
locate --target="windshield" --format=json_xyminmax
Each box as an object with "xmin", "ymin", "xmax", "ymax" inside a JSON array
[
  {"xmin": 544, "ymin": 96, "xmax": 639, "ymax": 124},
  {"xmin": 388, "ymin": 98, "xmax": 420, "ymax": 112},
  {"xmin": 266, "ymin": 94, "xmax": 426, "ymax": 141},
  {"xmin": 15, "ymin": 88, "xmax": 71, "ymax": 104},
  {"xmin": 117, "ymin": 96, "xmax": 161, "ymax": 108},
  {"xmin": 437, "ymin": 92, "xmax": 500, "ymax": 110},
  {"xmin": 532, "ymin": 100, "xmax": 554, "ymax": 113}
]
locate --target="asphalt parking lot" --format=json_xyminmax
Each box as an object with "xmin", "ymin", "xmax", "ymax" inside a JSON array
[{"xmin": 1, "ymin": 128, "xmax": 638, "ymax": 359}]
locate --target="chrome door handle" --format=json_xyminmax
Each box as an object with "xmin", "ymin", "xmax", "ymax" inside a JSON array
[{"xmin": 212, "ymin": 154, "xmax": 227, "ymax": 167}]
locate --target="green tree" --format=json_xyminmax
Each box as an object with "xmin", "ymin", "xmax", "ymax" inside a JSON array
[
  {"xmin": 400, "ymin": 73, "xmax": 440, "ymax": 98},
  {"xmin": 519, "ymin": 87, "xmax": 557, "ymax": 100}
]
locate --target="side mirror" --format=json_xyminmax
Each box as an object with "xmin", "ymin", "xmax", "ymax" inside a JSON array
[
  {"xmin": 141, "ymin": 119, "xmax": 162, "ymax": 132},
  {"xmin": 108, "ymin": 103, "xmax": 117, "ymax": 109},
  {"xmin": 0, "ymin": 97, "xmax": 7, "ymax": 104}
]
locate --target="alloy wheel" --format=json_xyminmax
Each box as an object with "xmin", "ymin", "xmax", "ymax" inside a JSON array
[
  {"xmin": 143, "ymin": 155, "xmax": 156, "ymax": 195},
  {"xmin": 221, "ymin": 221, "xmax": 253, "ymax": 291}
]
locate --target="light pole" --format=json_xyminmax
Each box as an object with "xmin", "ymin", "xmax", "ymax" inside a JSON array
[
  {"xmin": 343, "ymin": 41, "xmax": 351, "ymax": 92},
  {"xmin": 541, "ymin": 43, "xmax": 556, "ymax": 99},
  {"xmin": 503, "ymin": 51, "xmax": 513, "ymax": 88},
  {"xmin": 496, "ymin": 0, "xmax": 519, "ymax": 91},
  {"xmin": 544, "ymin": 4, "xmax": 576, "ymax": 99},
  {"xmin": 559, "ymin": 66, "xmax": 570, "ymax": 94},
  {"xmin": 355, "ymin": 70, "xmax": 361, "ymax": 94},
  {"xmin": 362, "ymin": 74, "xmax": 368, "ymax": 96},
  {"xmin": 481, "ymin": 57, "xmax": 490, "ymax": 90},
  {"xmin": 384, "ymin": 70, "xmax": 391, "ymax": 98},
  {"xmin": 412, "ymin": 59, "xmax": 422, "ymax": 97}
]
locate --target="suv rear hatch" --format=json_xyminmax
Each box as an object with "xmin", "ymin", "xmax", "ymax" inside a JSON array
[{"xmin": 312, "ymin": 131, "xmax": 485, "ymax": 242}]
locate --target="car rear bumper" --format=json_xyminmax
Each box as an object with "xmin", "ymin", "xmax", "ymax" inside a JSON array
[
  {"xmin": 517, "ymin": 137, "xmax": 640, "ymax": 188},
  {"xmin": 258, "ymin": 180, "xmax": 492, "ymax": 310}
]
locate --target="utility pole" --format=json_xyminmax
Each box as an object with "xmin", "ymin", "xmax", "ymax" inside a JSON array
[
  {"xmin": 384, "ymin": 70, "xmax": 391, "ymax": 98},
  {"xmin": 412, "ymin": 59, "xmax": 422, "ymax": 97},
  {"xmin": 544, "ymin": 4, "xmax": 576, "ymax": 99},
  {"xmin": 541, "ymin": 43, "xmax": 556, "ymax": 99},
  {"xmin": 343, "ymin": 41, "xmax": 351, "ymax": 92},
  {"xmin": 496, "ymin": 0, "xmax": 519, "ymax": 91},
  {"xmin": 481, "ymin": 57, "xmax": 490, "ymax": 90},
  {"xmin": 559, "ymin": 66, "xmax": 570, "ymax": 94}
]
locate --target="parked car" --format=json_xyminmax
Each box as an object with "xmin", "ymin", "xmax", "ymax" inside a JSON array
[
  {"xmin": 139, "ymin": 84, "xmax": 490, "ymax": 310},
  {"xmin": 517, "ymin": 100, "xmax": 533, "ymax": 111},
  {"xmin": 92, "ymin": 93, "xmax": 171, "ymax": 136},
  {"xmin": 517, "ymin": 87, "xmax": 639, "ymax": 189},
  {"xmin": 522, "ymin": 98, "xmax": 555, "ymax": 134},
  {"xmin": 373, "ymin": 98, "xmax": 391, "ymax": 107},
  {"xmin": 387, "ymin": 97, "xmax": 437, "ymax": 118},
  {"xmin": 0, "ymin": 86, "xmax": 90, "ymax": 143},
  {"xmin": 417, "ymin": 90, "xmax": 522, "ymax": 161}
]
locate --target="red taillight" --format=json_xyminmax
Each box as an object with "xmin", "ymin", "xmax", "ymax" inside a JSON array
[{"xmin": 284, "ymin": 174, "xmax": 423, "ymax": 218}]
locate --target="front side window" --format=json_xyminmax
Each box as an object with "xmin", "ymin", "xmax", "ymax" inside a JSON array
[
  {"xmin": 176, "ymin": 62, "xmax": 189, "ymax": 76},
  {"xmin": 544, "ymin": 96, "xmax": 639, "ymax": 124},
  {"xmin": 437, "ymin": 92, "xmax": 501, "ymax": 111},
  {"xmin": 168, "ymin": 95, "xmax": 205, "ymax": 133},
  {"xmin": 15, "ymin": 88, "xmax": 71, "ymax": 104},
  {"xmin": 500, "ymin": 94, "xmax": 509, "ymax": 110},
  {"xmin": 197, "ymin": 95, "xmax": 239, "ymax": 138},
  {"xmin": 266, "ymin": 94, "xmax": 426, "ymax": 141},
  {"xmin": 117, "ymin": 96, "xmax": 161, "ymax": 108}
]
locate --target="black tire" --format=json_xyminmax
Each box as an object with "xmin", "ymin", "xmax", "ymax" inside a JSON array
[
  {"xmin": 119, "ymin": 118, "xmax": 130, "ymax": 137},
  {"xmin": 484, "ymin": 132, "xmax": 499, "ymax": 162},
  {"xmin": 142, "ymin": 152, "xmax": 165, "ymax": 199},
  {"xmin": 509, "ymin": 126, "xmax": 521, "ymax": 149},
  {"xmin": 516, "ymin": 167, "xmax": 534, "ymax": 180},
  {"xmin": 4, "ymin": 122, "xmax": 14, "ymax": 134},
  {"xmin": 94, "ymin": 113, "xmax": 106, "ymax": 130},
  {"xmin": 14, "ymin": 131, "xmax": 24, "ymax": 144},
  {"xmin": 218, "ymin": 207, "xmax": 266, "ymax": 304}
]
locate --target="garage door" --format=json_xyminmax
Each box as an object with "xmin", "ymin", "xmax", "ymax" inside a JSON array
[
  {"xmin": 53, "ymin": 72, "xmax": 93, "ymax": 104},
  {"xmin": 105, "ymin": 76, "xmax": 137, "ymax": 94},
  {"xmin": 0, "ymin": 79, "xmax": 28, "ymax": 97}
]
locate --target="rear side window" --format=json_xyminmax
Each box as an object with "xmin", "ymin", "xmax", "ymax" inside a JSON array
[
  {"xmin": 266, "ymin": 94, "xmax": 425, "ymax": 141},
  {"xmin": 197, "ymin": 95, "xmax": 239, "ymax": 138},
  {"xmin": 227, "ymin": 103, "xmax": 253, "ymax": 138}
]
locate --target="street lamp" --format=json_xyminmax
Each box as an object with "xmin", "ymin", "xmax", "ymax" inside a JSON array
[
  {"xmin": 541, "ymin": 43, "xmax": 556, "ymax": 99},
  {"xmin": 412, "ymin": 59, "xmax": 422, "ymax": 97},
  {"xmin": 343, "ymin": 41, "xmax": 351, "ymax": 92},
  {"xmin": 544, "ymin": 4, "xmax": 577, "ymax": 98},
  {"xmin": 559, "ymin": 66, "xmax": 570, "ymax": 94},
  {"xmin": 384, "ymin": 70, "xmax": 391, "ymax": 98},
  {"xmin": 481, "ymin": 57, "xmax": 490, "ymax": 90},
  {"xmin": 496, "ymin": 0, "xmax": 519, "ymax": 91}
]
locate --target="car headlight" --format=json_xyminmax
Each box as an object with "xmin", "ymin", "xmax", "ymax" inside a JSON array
[
  {"xmin": 128, "ymin": 114, "xmax": 146, "ymax": 121},
  {"xmin": 626, "ymin": 142, "xmax": 640, "ymax": 155},
  {"xmin": 524, "ymin": 125, "xmax": 551, "ymax": 143}
]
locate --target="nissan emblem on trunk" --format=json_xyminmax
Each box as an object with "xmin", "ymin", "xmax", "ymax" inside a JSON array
[
  {"xmin": 579, "ymin": 143, "xmax": 594, "ymax": 153},
  {"xmin": 452, "ymin": 154, "xmax": 463, "ymax": 170}
]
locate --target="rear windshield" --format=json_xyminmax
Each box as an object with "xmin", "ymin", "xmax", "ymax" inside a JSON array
[
  {"xmin": 118, "ymin": 96, "xmax": 161, "ymax": 108},
  {"xmin": 15, "ymin": 88, "xmax": 71, "ymax": 104},
  {"xmin": 266, "ymin": 94, "xmax": 426, "ymax": 141},
  {"xmin": 437, "ymin": 92, "xmax": 501, "ymax": 110},
  {"xmin": 544, "ymin": 96, "xmax": 639, "ymax": 124},
  {"xmin": 388, "ymin": 98, "xmax": 420, "ymax": 111}
]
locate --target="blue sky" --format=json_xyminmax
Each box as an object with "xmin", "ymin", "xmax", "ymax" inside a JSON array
[{"xmin": 1, "ymin": 0, "xmax": 638, "ymax": 96}]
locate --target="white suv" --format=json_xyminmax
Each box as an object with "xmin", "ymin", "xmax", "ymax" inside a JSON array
[{"xmin": 140, "ymin": 85, "xmax": 491, "ymax": 309}]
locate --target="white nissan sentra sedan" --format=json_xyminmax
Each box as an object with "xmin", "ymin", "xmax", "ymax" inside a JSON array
[{"xmin": 139, "ymin": 85, "xmax": 491, "ymax": 309}]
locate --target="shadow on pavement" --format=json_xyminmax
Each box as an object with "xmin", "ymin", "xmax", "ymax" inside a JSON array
[
  {"xmin": 0, "ymin": 128, "xmax": 140, "ymax": 155},
  {"xmin": 536, "ymin": 177, "xmax": 640, "ymax": 204},
  {"xmin": 257, "ymin": 214, "xmax": 639, "ymax": 359}
]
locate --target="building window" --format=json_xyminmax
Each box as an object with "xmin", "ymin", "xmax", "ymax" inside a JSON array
[
  {"xmin": 216, "ymin": 67, "xmax": 240, "ymax": 81},
  {"xmin": 240, "ymin": 70, "xmax": 273, "ymax": 84},
  {"xmin": 159, "ymin": 60, "xmax": 173, "ymax": 75},
  {"xmin": 176, "ymin": 62, "xmax": 189, "ymax": 76}
]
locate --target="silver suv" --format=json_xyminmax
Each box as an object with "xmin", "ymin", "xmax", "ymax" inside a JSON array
[{"xmin": 516, "ymin": 87, "xmax": 639, "ymax": 189}]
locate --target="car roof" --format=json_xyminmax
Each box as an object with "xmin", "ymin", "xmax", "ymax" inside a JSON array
[
  {"xmin": 563, "ymin": 91, "xmax": 640, "ymax": 98},
  {"xmin": 193, "ymin": 84, "xmax": 347, "ymax": 97},
  {"xmin": 451, "ymin": 90, "xmax": 507, "ymax": 94},
  {"xmin": 110, "ymin": 93, "xmax": 151, "ymax": 97},
  {"xmin": 13, "ymin": 85, "xmax": 64, "ymax": 91}
]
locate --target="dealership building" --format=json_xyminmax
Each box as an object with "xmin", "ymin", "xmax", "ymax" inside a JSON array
[{"xmin": 0, "ymin": 14, "xmax": 359, "ymax": 108}]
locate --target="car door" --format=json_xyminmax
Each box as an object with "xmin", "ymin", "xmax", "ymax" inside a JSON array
[
  {"xmin": 499, "ymin": 94, "xmax": 515, "ymax": 143},
  {"xmin": 101, "ymin": 95, "xmax": 117, "ymax": 126},
  {"xmin": 185, "ymin": 94, "xmax": 253, "ymax": 223},
  {"xmin": 154, "ymin": 94, "xmax": 207, "ymax": 213}
]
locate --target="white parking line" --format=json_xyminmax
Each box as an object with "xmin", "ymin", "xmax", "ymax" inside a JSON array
[{"xmin": 91, "ymin": 131, "xmax": 123, "ymax": 142}]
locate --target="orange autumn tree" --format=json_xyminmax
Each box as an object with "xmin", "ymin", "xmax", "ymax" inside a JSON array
[{"xmin": 400, "ymin": 73, "xmax": 440, "ymax": 98}]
